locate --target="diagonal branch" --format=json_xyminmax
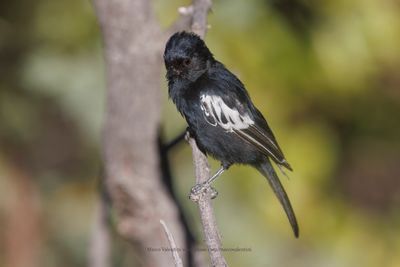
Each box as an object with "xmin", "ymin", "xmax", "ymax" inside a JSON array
[{"xmin": 160, "ymin": 220, "xmax": 183, "ymax": 267}]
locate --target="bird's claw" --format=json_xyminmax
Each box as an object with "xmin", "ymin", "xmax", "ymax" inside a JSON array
[{"xmin": 189, "ymin": 182, "xmax": 218, "ymax": 201}]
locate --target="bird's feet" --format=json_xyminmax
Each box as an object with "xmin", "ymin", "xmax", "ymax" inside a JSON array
[
  {"xmin": 189, "ymin": 182, "xmax": 218, "ymax": 202},
  {"xmin": 184, "ymin": 127, "xmax": 192, "ymax": 141}
]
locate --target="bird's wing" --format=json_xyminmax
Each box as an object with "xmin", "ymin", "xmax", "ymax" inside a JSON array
[{"xmin": 199, "ymin": 92, "xmax": 292, "ymax": 170}]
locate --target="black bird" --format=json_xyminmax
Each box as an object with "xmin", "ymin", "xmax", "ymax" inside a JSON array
[{"xmin": 164, "ymin": 31, "xmax": 299, "ymax": 238}]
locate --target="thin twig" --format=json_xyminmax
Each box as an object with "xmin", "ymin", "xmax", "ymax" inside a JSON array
[
  {"xmin": 187, "ymin": 137, "xmax": 228, "ymax": 267},
  {"xmin": 167, "ymin": 6, "xmax": 193, "ymax": 36},
  {"xmin": 160, "ymin": 220, "xmax": 184, "ymax": 267},
  {"xmin": 191, "ymin": 0, "xmax": 212, "ymax": 37},
  {"xmin": 88, "ymin": 193, "xmax": 111, "ymax": 267},
  {"xmin": 184, "ymin": 0, "xmax": 228, "ymax": 266},
  {"xmin": 165, "ymin": 0, "xmax": 228, "ymax": 265}
]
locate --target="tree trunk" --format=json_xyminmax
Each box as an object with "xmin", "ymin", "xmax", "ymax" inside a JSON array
[{"xmin": 93, "ymin": 0, "xmax": 186, "ymax": 266}]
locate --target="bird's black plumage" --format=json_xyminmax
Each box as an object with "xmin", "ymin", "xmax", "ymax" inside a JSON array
[{"xmin": 164, "ymin": 31, "xmax": 299, "ymax": 237}]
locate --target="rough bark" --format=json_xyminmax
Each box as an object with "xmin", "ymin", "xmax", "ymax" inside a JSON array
[{"xmin": 93, "ymin": 0, "xmax": 186, "ymax": 266}]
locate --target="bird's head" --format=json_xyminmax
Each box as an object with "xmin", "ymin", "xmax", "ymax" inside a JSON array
[{"xmin": 164, "ymin": 31, "xmax": 213, "ymax": 82}]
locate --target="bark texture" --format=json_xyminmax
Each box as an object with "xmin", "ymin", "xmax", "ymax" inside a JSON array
[{"xmin": 93, "ymin": 1, "xmax": 186, "ymax": 266}]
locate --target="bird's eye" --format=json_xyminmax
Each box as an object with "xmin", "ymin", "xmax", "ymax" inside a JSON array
[{"xmin": 183, "ymin": 58, "xmax": 191, "ymax": 66}]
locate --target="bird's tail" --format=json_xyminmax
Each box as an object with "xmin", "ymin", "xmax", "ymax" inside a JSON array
[{"xmin": 256, "ymin": 158, "xmax": 299, "ymax": 238}]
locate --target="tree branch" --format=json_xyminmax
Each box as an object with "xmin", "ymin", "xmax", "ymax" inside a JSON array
[
  {"xmin": 182, "ymin": 0, "xmax": 228, "ymax": 265},
  {"xmin": 187, "ymin": 137, "xmax": 227, "ymax": 267},
  {"xmin": 168, "ymin": 0, "xmax": 211, "ymax": 37},
  {"xmin": 191, "ymin": 0, "xmax": 212, "ymax": 37},
  {"xmin": 88, "ymin": 192, "xmax": 111, "ymax": 267},
  {"xmin": 160, "ymin": 220, "xmax": 183, "ymax": 267},
  {"xmin": 167, "ymin": 6, "xmax": 194, "ymax": 36}
]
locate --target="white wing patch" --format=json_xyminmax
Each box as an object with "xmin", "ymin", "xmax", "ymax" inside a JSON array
[{"xmin": 200, "ymin": 94, "xmax": 254, "ymax": 132}]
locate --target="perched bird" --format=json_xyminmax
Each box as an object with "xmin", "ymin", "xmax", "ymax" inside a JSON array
[{"xmin": 164, "ymin": 31, "xmax": 299, "ymax": 238}]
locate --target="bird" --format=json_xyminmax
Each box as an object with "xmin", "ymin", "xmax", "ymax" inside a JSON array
[{"xmin": 163, "ymin": 31, "xmax": 299, "ymax": 238}]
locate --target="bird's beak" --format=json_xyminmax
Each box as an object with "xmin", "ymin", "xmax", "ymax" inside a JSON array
[{"xmin": 171, "ymin": 67, "xmax": 181, "ymax": 76}]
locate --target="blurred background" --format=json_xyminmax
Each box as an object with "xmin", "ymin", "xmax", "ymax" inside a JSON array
[{"xmin": 1, "ymin": 0, "xmax": 400, "ymax": 266}]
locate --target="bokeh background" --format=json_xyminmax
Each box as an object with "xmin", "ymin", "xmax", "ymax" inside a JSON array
[{"xmin": 1, "ymin": 0, "xmax": 400, "ymax": 266}]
